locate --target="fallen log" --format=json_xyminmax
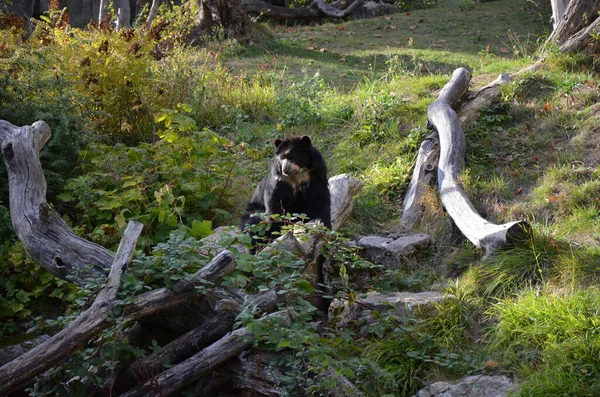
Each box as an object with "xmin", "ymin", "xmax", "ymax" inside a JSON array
[
  {"xmin": 119, "ymin": 310, "xmax": 291, "ymax": 397},
  {"xmin": 0, "ymin": 248, "xmax": 235, "ymax": 394},
  {"xmin": 0, "ymin": 120, "xmax": 113, "ymax": 282},
  {"xmin": 242, "ymin": 0, "xmax": 367, "ymax": 20},
  {"xmin": 0, "ymin": 221, "xmax": 143, "ymax": 395},
  {"xmin": 192, "ymin": 352, "xmax": 284, "ymax": 396},
  {"xmin": 400, "ymin": 131, "xmax": 439, "ymax": 229},
  {"xmin": 330, "ymin": 174, "xmax": 364, "ymax": 232},
  {"xmin": 430, "ymin": 68, "xmax": 530, "ymax": 254}
]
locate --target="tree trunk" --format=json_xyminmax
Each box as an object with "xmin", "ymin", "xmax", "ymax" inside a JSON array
[
  {"xmin": 0, "ymin": 120, "xmax": 113, "ymax": 282},
  {"xmin": 115, "ymin": 0, "xmax": 131, "ymax": 30},
  {"xmin": 98, "ymin": 0, "xmax": 109, "ymax": 26},
  {"xmin": 145, "ymin": 0, "xmax": 161, "ymax": 29},
  {"xmin": 242, "ymin": 0, "xmax": 368, "ymax": 20},
  {"xmin": 430, "ymin": 68, "xmax": 530, "ymax": 254},
  {"xmin": 191, "ymin": 0, "xmax": 249, "ymax": 42},
  {"xmin": 551, "ymin": 0, "xmax": 600, "ymax": 48},
  {"xmin": 402, "ymin": 70, "xmax": 531, "ymax": 254},
  {"xmin": 400, "ymin": 131, "xmax": 439, "ymax": 229},
  {"xmin": 550, "ymin": 0, "xmax": 569, "ymax": 30}
]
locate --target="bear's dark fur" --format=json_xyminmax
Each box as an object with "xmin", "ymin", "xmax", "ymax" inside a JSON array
[{"xmin": 241, "ymin": 136, "xmax": 331, "ymax": 245}]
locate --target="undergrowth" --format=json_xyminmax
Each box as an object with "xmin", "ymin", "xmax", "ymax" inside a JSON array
[{"xmin": 3, "ymin": 0, "xmax": 600, "ymax": 395}]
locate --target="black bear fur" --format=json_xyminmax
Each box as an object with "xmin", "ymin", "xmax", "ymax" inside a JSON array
[{"xmin": 241, "ymin": 136, "xmax": 331, "ymax": 246}]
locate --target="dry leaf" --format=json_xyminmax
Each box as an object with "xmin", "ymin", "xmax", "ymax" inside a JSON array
[
  {"xmin": 338, "ymin": 24, "xmax": 344, "ymax": 30},
  {"xmin": 544, "ymin": 102, "xmax": 553, "ymax": 111},
  {"xmin": 383, "ymin": 16, "xmax": 392, "ymax": 20},
  {"xmin": 374, "ymin": 34, "xmax": 382, "ymax": 38},
  {"xmin": 514, "ymin": 187, "xmax": 524, "ymax": 195},
  {"xmin": 485, "ymin": 360, "xmax": 500, "ymax": 369},
  {"xmin": 419, "ymin": 18, "xmax": 424, "ymax": 22},
  {"xmin": 340, "ymin": 73, "xmax": 348, "ymax": 78},
  {"xmin": 319, "ymin": 48, "xmax": 327, "ymax": 52},
  {"xmin": 409, "ymin": 25, "xmax": 416, "ymax": 30}
]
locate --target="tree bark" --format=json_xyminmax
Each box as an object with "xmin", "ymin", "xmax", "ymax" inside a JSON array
[
  {"xmin": 550, "ymin": 0, "xmax": 569, "ymax": 30},
  {"xmin": 329, "ymin": 174, "xmax": 363, "ymax": 231},
  {"xmin": 115, "ymin": 0, "xmax": 131, "ymax": 30},
  {"xmin": 0, "ymin": 221, "xmax": 144, "ymax": 396},
  {"xmin": 192, "ymin": 0, "xmax": 249, "ymax": 42},
  {"xmin": 98, "ymin": 0, "xmax": 109, "ymax": 26},
  {"xmin": 119, "ymin": 311, "xmax": 291, "ymax": 397},
  {"xmin": 145, "ymin": 0, "xmax": 161, "ymax": 29},
  {"xmin": 0, "ymin": 120, "xmax": 113, "ymax": 283},
  {"xmin": 400, "ymin": 132, "xmax": 439, "ymax": 229},
  {"xmin": 430, "ymin": 68, "xmax": 530, "ymax": 254},
  {"xmin": 551, "ymin": 0, "xmax": 600, "ymax": 45},
  {"xmin": 559, "ymin": 15, "xmax": 600, "ymax": 53},
  {"xmin": 0, "ymin": 249, "xmax": 235, "ymax": 394},
  {"xmin": 242, "ymin": 0, "xmax": 369, "ymax": 20},
  {"xmin": 242, "ymin": 0, "xmax": 322, "ymax": 20}
]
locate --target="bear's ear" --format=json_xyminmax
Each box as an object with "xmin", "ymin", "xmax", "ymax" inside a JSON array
[
  {"xmin": 300, "ymin": 135, "xmax": 311, "ymax": 145},
  {"xmin": 275, "ymin": 138, "xmax": 282, "ymax": 147}
]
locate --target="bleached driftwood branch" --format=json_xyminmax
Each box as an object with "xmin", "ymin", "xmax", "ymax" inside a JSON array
[
  {"xmin": 430, "ymin": 68, "xmax": 530, "ymax": 254},
  {"xmin": 0, "ymin": 221, "xmax": 143, "ymax": 395},
  {"xmin": 0, "ymin": 120, "xmax": 114, "ymax": 282}
]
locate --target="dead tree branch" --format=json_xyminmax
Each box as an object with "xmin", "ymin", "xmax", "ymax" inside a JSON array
[
  {"xmin": 0, "ymin": 221, "xmax": 143, "ymax": 395},
  {"xmin": 0, "ymin": 120, "xmax": 113, "ymax": 283},
  {"xmin": 430, "ymin": 68, "xmax": 530, "ymax": 254},
  {"xmin": 119, "ymin": 311, "xmax": 291, "ymax": 397}
]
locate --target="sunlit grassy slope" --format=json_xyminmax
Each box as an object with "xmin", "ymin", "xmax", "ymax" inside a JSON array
[
  {"xmin": 216, "ymin": 1, "xmax": 600, "ymax": 393},
  {"xmin": 225, "ymin": 0, "xmax": 550, "ymax": 87}
]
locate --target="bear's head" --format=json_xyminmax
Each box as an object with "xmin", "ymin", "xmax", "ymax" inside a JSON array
[{"xmin": 274, "ymin": 136, "xmax": 313, "ymax": 187}]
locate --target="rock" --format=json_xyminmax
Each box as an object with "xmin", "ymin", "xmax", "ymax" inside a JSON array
[
  {"xmin": 353, "ymin": 1, "xmax": 398, "ymax": 19},
  {"xmin": 329, "ymin": 291, "xmax": 449, "ymax": 330},
  {"xmin": 355, "ymin": 233, "xmax": 432, "ymax": 269},
  {"xmin": 413, "ymin": 375, "xmax": 518, "ymax": 397}
]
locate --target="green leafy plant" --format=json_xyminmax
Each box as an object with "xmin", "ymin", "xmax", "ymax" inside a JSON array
[{"xmin": 58, "ymin": 106, "xmax": 255, "ymax": 248}]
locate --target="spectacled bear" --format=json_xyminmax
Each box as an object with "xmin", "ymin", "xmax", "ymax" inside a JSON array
[{"xmin": 241, "ymin": 136, "xmax": 331, "ymax": 248}]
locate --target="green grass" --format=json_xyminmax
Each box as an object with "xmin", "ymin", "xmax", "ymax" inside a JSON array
[
  {"xmin": 5, "ymin": 0, "xmax": 600, "ymax": 394},
  {"xmin": 488, "ymin": 288, "xmax": 600, "ymax": 396},
  {"xmin": 223, "ymin": 0, "xmax": 551, "ymax": 87}
]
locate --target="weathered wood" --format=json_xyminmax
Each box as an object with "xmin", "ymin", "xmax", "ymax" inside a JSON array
[
  {"xmin": 0, "ymin": 221, "xmax": 143, "ymax": 395},
  {"xmin": 121, "ymin": 250, "xmax": 236, "ymax": 319},
  {"xmin": 0, "ymin": 120, "xmax": 114, "ymax": 283},
  {"xmin": 550, "ymin": 0, "xmax": 569, "ymax": 30},
  {"xmin": 559, "ymin": 16, "xmax": 600, "ymax": 53},
  {"xmin": 400, "ymin": 132, "xmax": 439, "ymax": 229},
  {"xmin": 458, "ymin": 73, "xmax": 512, "ymax": 125},
  {"xmin": 119, "ymin": 311, "xmax": 291, "ymax": 397},
  {"xmin": 430, "ymin": 68, "xmax": 530, "ymax": 254},
  {"xmin": 329, "ymin": 174, "xmax": 363, "ymax": 231},
  {"xmin": 127, "ymin": 312, "xmax": 236, "ymax": 383},
  {"xmin": 242, "ymin": 0, "xmax": 322, "ymax": 20},
  {"xmin": 550, "ymin": 0, "xmax": 600, "ymax": 44},
  {"xmin": 192, "ymin": 351, "xmax": 284, "ymax": 396},
  {"xmin": 313, "ymin": 0, "xmax": 367, "ymax": 18},
  {"xmin": 0, "ymin": 248, "xmax": 234, "ymax": 394},
  {"xmin": 242, "ymin": 0, "xmax": 367, "ymax": 20}
]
